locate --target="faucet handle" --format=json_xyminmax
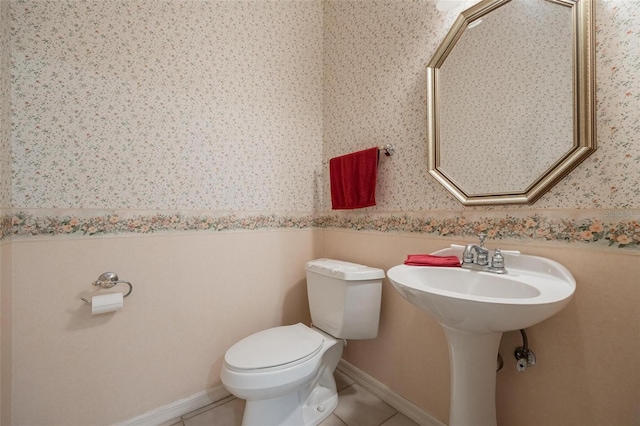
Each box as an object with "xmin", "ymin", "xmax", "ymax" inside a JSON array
[
  {"xmin": 491, "ymin": 248, "xmax": 505, "ymax": 269},
  {"xmin": 477, "ymin": 233, "xmax": 487, "ymax": 246},
  {"xmin": 476, "ymin": 250, "xmax": 489, "ymax": 266}
]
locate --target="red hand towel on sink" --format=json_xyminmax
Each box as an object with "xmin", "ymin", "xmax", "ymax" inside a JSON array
[
  {"xmin": 404, "ymin": 254, "xmax": 461, "ymax": 267},
  {"xmin": 330, "ymin": 147, "xmax": 379, "ymax": 210}
]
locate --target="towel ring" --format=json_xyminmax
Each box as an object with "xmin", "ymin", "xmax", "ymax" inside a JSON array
[{"xmin": 81, "ymin": 272, "xmax": 133, "ymax": 304}]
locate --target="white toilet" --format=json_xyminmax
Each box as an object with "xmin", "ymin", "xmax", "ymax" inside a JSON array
[{"xmin": 220, "ymin": 258, "xmax": 385, "ymax": 426}]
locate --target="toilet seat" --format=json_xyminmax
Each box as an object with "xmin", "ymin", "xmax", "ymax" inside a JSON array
[{"xmin": 224, "ymin": 323, "xmax": 324, "ymax": 371}]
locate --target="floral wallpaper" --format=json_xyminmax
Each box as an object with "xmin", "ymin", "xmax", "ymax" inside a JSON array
[
  {"xmin": 323, "ymin": 0, "xmax": 640, "ymax": 211},
  {"xmin": 2, "ymin": 0, "xmax": 639, "ymax": 251},
  {"xmin": 0, "ymin": 0, "xmax": 10, "ymax": 209},
  {"xmin": 10, "ymin": 0, "xmax": 323, "ymax": 211}
]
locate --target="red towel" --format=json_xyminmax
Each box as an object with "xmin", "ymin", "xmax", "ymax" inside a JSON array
[
  {"xmin": 330, "ymin": 147, "xmax": 378, "ymax": 210},
  {"xmin": 404, "ymin": 254, "xmax": 461, "ymax": 267}
]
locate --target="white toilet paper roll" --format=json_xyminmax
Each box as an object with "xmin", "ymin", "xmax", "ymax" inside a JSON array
[{"xmin": 91, "ymin": 293, "xmax": 124, "ymax": 315}]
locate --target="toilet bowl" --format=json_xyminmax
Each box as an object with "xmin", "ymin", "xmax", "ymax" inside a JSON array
[
  {"xmin": 221, "ymin": 259, "xmax": 384, "ymax": 426},
  {"xmin": 221, "ymin": 323, "xmax": 344, "ymax": 426}
]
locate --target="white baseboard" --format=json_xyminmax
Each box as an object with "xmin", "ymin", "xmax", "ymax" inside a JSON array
[
  {"xmin": 337, "ymin": 359, "xmax": 447, "ymax": 426},
  {"xmin": 115, "ymin": 385, "xmax": 231, "ymax": 426}
]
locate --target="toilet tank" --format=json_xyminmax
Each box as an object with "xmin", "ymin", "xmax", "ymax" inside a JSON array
[{"xmin": 306, "ymin": 259, "xmax": 385, "ymax": 339}]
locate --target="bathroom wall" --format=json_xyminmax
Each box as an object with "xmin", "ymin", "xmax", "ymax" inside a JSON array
[
  {"xmin": 1, "ymin": 0, "xmax": 12, "ymax": 423},
  {"xmin": 0, "ymin": 0, "xmax": 9, "ymax": 210},
  {"xmin": 323, "ymin": 0, "xmax": 639, "ymax": 214},
  {"xmin": 323, "ymin": 0, "xmax": 640, "ymax": 425},
  {"xmin": 0, "ymin": 242, "xmax": 11, "ymax": 426},
  {"xmin": 4, "ymin": 0, "xmax": 639, "ymax": 425},
  {"xmin": 11, "ymin": 230, "xmax": 320, "ymax": 425},
  {"xmin": 5, "ymin": 0, "xmax": 323, "ymax": 424},
  {"xmin": 11, "ymin": 0, "xmax": 323, "ymax": 211},
  {"xmin": 323, "ymin": 231, "xmax": 640, "ymax": 425}
]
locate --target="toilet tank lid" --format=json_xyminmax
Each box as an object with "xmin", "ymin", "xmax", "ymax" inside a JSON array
[{"xmin": 306, "ymin": 258, "xmax": 385, "ymax": 281}]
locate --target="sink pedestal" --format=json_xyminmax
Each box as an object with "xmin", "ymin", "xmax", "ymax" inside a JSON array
[{"xmin": 443, "ymin": 326, "xmax": 502, "ymax": 426}]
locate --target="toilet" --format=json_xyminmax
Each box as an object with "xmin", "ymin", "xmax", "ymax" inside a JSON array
[{"xmin": 220, "ymin": 258, "xmax": 385, "ymax": 426}]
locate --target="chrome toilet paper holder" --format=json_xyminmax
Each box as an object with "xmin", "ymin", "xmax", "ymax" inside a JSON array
[{"xmin": 81, "ymin": 272, "xmax": 133, "ymax": 304}]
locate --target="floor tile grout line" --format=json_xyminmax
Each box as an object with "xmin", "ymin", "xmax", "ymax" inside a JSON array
[
  {"xmin": 378, "ymin": 411, "xmax": 400, "ymax": 426},
  {"xmin": 333, "ymin": 382, "xmax": 353, "ymax": 425},
  {"xmin": 338, "ymin": 382, "xmax": 355, "ymax": 393}
]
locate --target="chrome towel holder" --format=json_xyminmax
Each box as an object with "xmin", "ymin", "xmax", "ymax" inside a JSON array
[
  {"xmin": 81, "ymin": 272, "xmax": 133, "ymax": 304},
  {"xmin": 322, "ymin": 144, "xmax": 396, "ymax": 166},
  {"xmin": 379, "ymin": 144, "xmax": 395, "ymax": 157}
]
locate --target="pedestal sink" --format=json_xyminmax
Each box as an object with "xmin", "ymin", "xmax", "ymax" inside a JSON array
[{"xmin": 387, "ymin": 247, "xmax": 575, "ymax": 426}]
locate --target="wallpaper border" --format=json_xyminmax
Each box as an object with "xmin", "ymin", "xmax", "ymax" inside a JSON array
[{"xmin": 2, "ymin": 209, "xmax": 639, "ymax": 250}]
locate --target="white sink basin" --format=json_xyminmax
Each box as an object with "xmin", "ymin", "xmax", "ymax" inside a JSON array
[
  {"xmin": 387, "ymin": 247, "xmax": 575, "ymax": 333},
  {"xmin": 388, "ymin": 247, "xmax": 576, "ymax": 426}
]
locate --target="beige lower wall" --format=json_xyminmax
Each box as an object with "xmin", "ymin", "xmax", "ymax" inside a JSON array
[
  {"xmin": 1, "ymin": 240, "xmax": 3, "ymax": 425},
  {"xmin": 9, "ymin": 229, "xmax": 321, "ymax": 425},
  {"xmin": 5, "ymin": 227, "xmax": 639, "ymax": 425},
  {"xmin": 1, "ymin": 240, "xmax": 13, "ymax": 426},
  {"xmin": 322, "ymin": 229, "xmax": 640, "ymax": 426}
]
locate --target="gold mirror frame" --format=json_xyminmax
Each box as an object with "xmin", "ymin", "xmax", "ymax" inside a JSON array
[{"xmin": 427, "ymin": 0, "xmax": 595, "ymax": 205}]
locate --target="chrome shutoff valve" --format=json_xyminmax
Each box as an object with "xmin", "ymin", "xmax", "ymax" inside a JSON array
[
  {"xmin": 515, "ymin": 347, "xmax": 537, "ymax": 372},
  {"xmin": 514, "ymin": 329, "xmax": 536, "ymax": 372}
]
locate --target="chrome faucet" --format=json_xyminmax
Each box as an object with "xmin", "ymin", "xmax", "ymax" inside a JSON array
[{"xmin": 462, "ymin": 233, "xmax": 507, "ymax": 274}]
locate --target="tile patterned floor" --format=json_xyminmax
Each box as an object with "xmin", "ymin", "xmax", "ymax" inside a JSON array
[{"xmin": 161, "ymin": 370, "xmax": 420, "ymax": 426}]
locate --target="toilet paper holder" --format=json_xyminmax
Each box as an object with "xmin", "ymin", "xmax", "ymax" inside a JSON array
[{"xmin": 81, "ymin": 272, "xmax": 133, "ymax": 304}]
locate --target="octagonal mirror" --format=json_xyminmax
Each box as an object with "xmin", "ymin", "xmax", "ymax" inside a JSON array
[{"xmin": 427, "ymin": 0, "xmax": 595, "ymax": 205}]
